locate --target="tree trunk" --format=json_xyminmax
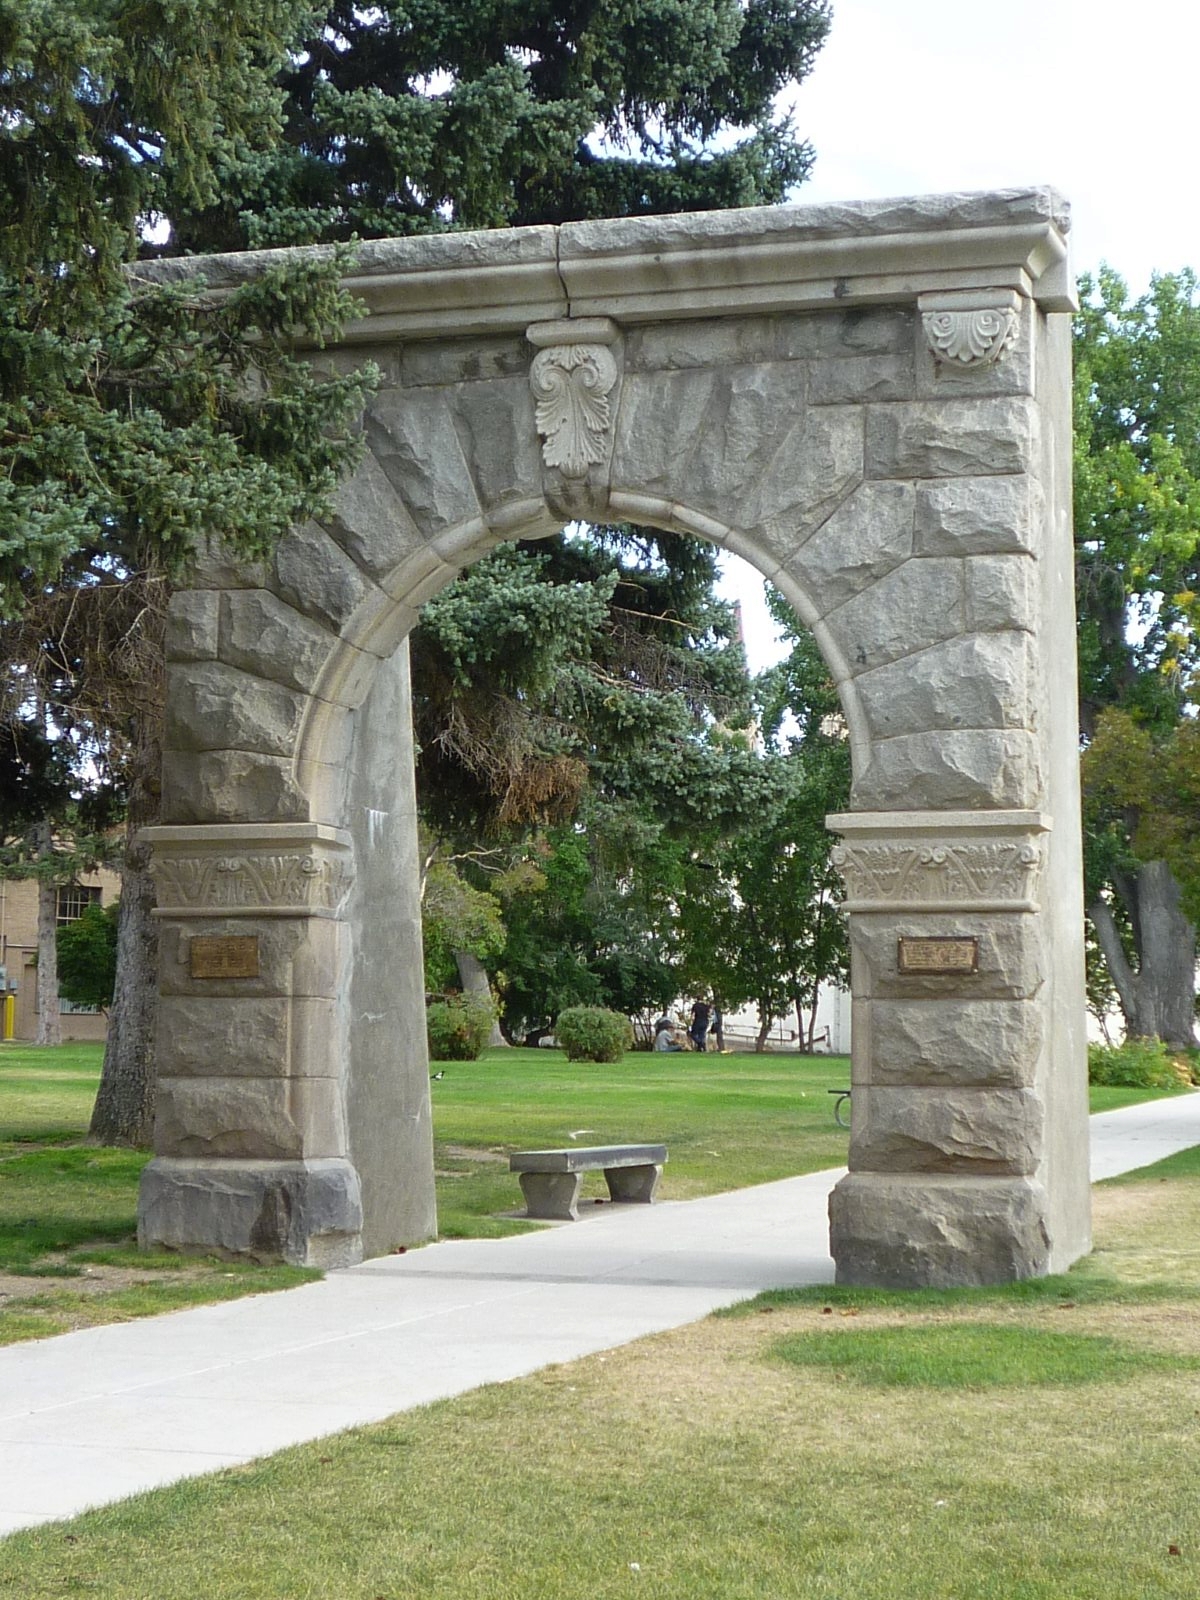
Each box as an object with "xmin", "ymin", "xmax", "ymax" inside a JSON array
[
  {"xmin": 89, "ymin": 717, "xmax": 161, "ymax": 1147},
  {"xmin": 35, "ymin": 871, "xmax": 62, "ymax": 1047},
  {"xmin": 794, "ymin": 994, "xmax": 809, "ymax": 1053},
  {"xmin": 1090, "ymin": 858, "xmax": 1197, "ymax": 1047},
  {"xmin": 754, "ymin": 1011, "xmax": 771, "ymax": 1053},
  {"xmin": 89, "ymin": 829, "xmax": 158, "ymax": 1145},
  {"xmin": 454, "ymin": 948, "xmax": 506, "ymax": 1047}
]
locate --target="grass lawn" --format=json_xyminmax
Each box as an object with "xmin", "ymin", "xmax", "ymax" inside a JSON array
[
  {"xmin": 4, "ymin": 1137, "xmax": 1200, "ymax": 1593},
  {"xmin": 0, "ymin": 1040, "xmax": 1193, "ymax": 1345}
]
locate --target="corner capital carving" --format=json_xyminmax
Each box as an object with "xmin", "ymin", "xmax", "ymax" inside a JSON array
[
  {"xmin": 919, "ymin": 290, "xmax": 1022, "ymax": 370},
  {"xmin": 826, "ymin": 810, "xmax": 1050, "ymax": 913},
  {"xmin": 143, "ymin": 823, "xmax": 355, "ymax": 919},
  {"xmin": 527, "ymin": 317, "xmax": 620, "ymax": 478}
]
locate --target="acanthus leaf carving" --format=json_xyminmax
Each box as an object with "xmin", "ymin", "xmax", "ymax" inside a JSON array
[
  {"xmin": 530, "ymin": 342, "xmax": 619, "ymax": 477},
  {"xmin": 922, "ymin": 305, "xmax": 1020, "ymax": 369}
]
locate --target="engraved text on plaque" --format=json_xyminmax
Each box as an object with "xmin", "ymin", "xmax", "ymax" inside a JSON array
[
  {"xmin": 189, "ymin": 935, "xmax": 261, "ymax": 980},
  {"xmin": 897, "ymin": 936, "xmax": 979, "ymax": 975}
]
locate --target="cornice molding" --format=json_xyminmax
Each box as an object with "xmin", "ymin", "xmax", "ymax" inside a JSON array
[{"xmin": 129, "ymin": 189, "xmax": 1073, "ymax": 345}]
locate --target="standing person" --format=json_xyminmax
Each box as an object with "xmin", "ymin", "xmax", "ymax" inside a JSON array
[
  {"xmin": 689, "ymin": 997, "xmax": 712, "ymax": 1053},
  {"xmin": 712, "ymin": 1004, "xmax": 724, "ymax": 1053}
]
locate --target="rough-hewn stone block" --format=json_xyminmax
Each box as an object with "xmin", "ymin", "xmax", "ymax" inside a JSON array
[
  {"xmin": 805, "ymin": 488, "xmax": 916, "ymax": 609},
  {"xmin": 866, "ymin": 998, "xmax": 1044, "ymax": 1087},
  {"xmin": 161, "ymin": 750, "xmax": 308, "ymax": 825},
  {"xmin": 624, "ymin": 315, "xmax": 779, "ymax": 372},
  {"xmin": 154, "ymin": 1074, "xmax": 344, "ymax": 1161},
  {"xmin": 829, "ymin": 1172, "xmax": 1052, "ymax": 1286},
  {"xmin": 366, "ymin": 386, "xmax": 482, "ymax": 534},
  {"xmin": 824, "ymin": 558, "xmax": 963, "ymax": 670},
  {"xmin": 866, "ymin": 397, "xmax": 1035, "ymax": 479},
  {"xmin": 853, "ymin": 632, "xmax": 1032, "ymax": 738},
  {"xmin": 219, "ymin": 590, "xmax": 337, "ymax": 693},
  {"xmin": 610, "ymin": 367, "xmax": 719, "ymax": 500},
  {"xmin": 966, "ymin": 553, "xmax": 1035, "ymax": 633},
  {"xmin": 749, "ymin": 402, "xmax": 863, "ymax": 534},
  {"xmin": 849, "ymin": 914, "xmax": 1045, "ymax": 1002},
  {"xmin": 777, "ymin": 307, "xmax": 914, "ymax": 359},
  {"xmin": 154, "ymin": 995, "xmax": 340, "ymax": 1081},
  {"xmin": 165, "ymin": 661, "xmax": 307, "ymax": 757},
  {"xmin": 155, "ymin": 996, "xmax": 291, "ymax": 1079},
  {"xmin": 853, "ymin": 728, "xmax": 1041, "ymax": 811},
  {"xmin": 447, "ymin": 376, "xmax": 546, "ymax": 514},
  {"xmin": 272, "ymin": 519, "xmax": 377, "ymax": 635},
  {"xmin": 850, "ymin": 1085, "xmax": 1043, "ymax": 1174},
  {"xmin": 155, "ymin": 1076, "xmax": 305, "ymax": 1159},
  {"xmin": 324, "ymin": 447, "xmax": 426, "ymax": 581},
  {"xmin": 783, "ymin": 481, "xmax": 914, "ymax": 614},
  {"xmin": 400, "ymin": 335, "xmax": 528, "ymax": 387},
  {"xmin": 808, "ymin": 353, "xmax": 913, "ymax": 406},
  {"xmin": 138, "ymin": 1156, "xmax": 364, "ymax": 1268},
  {"xmin": 165, "ymin": 591, "xmax": 219, "ymax": 663},
  {"xmin": 915, "ymin": 474, "xmax": 1041, "ymax": 557},
  {"xmin": 157, "ymin": 916, "xmax": 345, "ymax": 1001}
]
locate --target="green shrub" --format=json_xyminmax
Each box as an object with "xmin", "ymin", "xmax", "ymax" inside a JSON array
[
  {"xmin": 1087, "ymin": 1037, "xmax": 1190, "ymax": 1090},
  {"xmin": 426, "ymin": 994, "xmax": 496, "ymax": 1061},
  {"xmin": 555, "ymin": 1006, "xmax": 633, "ymax": 1063}
]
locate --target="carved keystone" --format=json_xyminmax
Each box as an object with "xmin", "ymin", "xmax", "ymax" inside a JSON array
[
  {"xmin": 919, "ymin": 290, "xmax": 1022, "ymax": 370},
  {"xmin": 827, "ymin": 809, "xmax": 1051, "ymax": 914},
  {"xmin": 527, "ymin": 317, "xmax": 620, "ymax": 478},
  {"xmin": 144, "ymin": 823, "xmax": 355, "ymax": 919}
]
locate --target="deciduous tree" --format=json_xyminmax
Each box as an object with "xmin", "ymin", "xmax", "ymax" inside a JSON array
[{"xmin": 1075, "ymin": 268, "xmax": 1200, "ymax": 1045}]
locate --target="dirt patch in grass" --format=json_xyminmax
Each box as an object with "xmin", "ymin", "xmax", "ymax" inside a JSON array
[
  {"xmin": 0, "ymin": 1259, "xmax": 201, "ymax": 1303},
  {"xmin": 440, "ymin": 1144, "xmax": 508, "ymax": 1163}
]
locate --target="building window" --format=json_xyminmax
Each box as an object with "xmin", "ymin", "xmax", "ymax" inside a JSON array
[{"xmin": 56, "ymin": 884, "xmax": 102, "ymax": 926}]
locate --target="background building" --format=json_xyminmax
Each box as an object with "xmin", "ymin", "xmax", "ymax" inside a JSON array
[{"xmin": 0, "ymin": 871, "xmax": 120, "ymax": 1042}]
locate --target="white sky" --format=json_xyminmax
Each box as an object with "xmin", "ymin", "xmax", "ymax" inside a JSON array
[{"xmin": 719, "ymin": 0, "xmax": 1200, "ymax": 670}]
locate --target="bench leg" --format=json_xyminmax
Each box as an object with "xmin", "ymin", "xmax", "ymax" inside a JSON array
[
  {"xmin": 519, "ymin": 1171, "xmax": 583, "ymax": 1221},
  {"xmin": 605, "ymin": 1163, "xmax": 661, "ymax": 1204}
]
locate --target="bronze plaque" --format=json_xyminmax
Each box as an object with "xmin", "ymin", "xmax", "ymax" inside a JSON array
[
  {"xmin": 189, "ymin": 935, "xmax": 260, "ymax": 980},
  {"xmin": 897, "ymin": 936, "xmax": 979, "ymax": 975}
]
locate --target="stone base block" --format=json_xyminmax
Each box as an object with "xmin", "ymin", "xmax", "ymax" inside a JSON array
[
  {"xmin": 138, "ymin": 1156, "xmax": 364, "ymax": 1268},
  {"xmin": 829, "ymin": 1171, "xmax": 1053, "ymax": 1287},
  {"xmin": 519, "ymin": 1170, "xmax": 582, "ymax": 1221},
  {"xmin": 605, "ymin": 1163, "xmax": 661, "ymax": 1204}
]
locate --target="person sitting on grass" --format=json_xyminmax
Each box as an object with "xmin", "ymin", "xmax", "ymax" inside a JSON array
[{"xmin": 653, "ymin": 1015, "xmax": 684, "ymax": 1052}]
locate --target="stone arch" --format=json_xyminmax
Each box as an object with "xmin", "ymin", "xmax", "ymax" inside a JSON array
[{"xmin": 140, "ymin": 189, "xmax": 1089, "ymax": 1286}]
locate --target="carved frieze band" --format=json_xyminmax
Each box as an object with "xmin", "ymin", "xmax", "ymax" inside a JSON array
[
  {"xmin": 144, "ymin": 825, "xmax": 354, "ymax": 919},
  {"xmin": 528, "ymin": 317, "xmax": 620, "ymax": 478},
  {"xmin": 826, "ymin": 811, "xmax": 1050, "ymax": 913},
  {"xmin": 919, "ymin": 291, "xmax": 1022, "ymax": 370}
]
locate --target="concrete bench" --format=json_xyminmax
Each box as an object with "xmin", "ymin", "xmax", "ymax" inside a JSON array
[{"xmin": 510, "ymin": 1144, "xmax": 667, "ymax": 1221}]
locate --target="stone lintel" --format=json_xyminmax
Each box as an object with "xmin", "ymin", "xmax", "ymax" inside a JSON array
[
  {"xmin": 128, "ymin": 189, "xmax": 1074, "ymax": 346},
  {"xmin": 145, "ymin": 822, "xmax": 354, "ymax": 919},
  {"xmin": 826, "ymin": 811, "xmax": 1052, "ymax": 914}
]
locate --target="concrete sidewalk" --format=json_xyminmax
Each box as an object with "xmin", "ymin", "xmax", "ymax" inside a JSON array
[{"xmin": 4, "ymin": 1093, "xmax": 1200, "ymax": 1537}]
